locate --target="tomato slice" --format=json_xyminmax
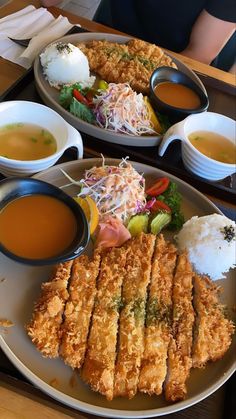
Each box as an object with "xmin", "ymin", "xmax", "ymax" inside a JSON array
[
  {"xmin": 73, "ymin": 89, "xmax": 90, "ymax": 106},
  {"xmin": 150, "ymin": 200, "xmax": 171, "ymax": 213},
  {"xmin": 146, "ymin": 177, "xmax": 170, "ymax": 196}
]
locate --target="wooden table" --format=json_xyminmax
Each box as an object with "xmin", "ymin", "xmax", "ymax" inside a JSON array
[{"xmin": 0, "ymin": 2, "xmax": 235, "ymax": 418}]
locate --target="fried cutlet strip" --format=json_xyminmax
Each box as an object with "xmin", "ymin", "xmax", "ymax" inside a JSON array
[
  {"xmin": 192, "ymin": 274, "xmax": 235, "ymax": 368},
  {"xmin": 164, "ymin": 252, "xmax": 195, "ymax": 402},
  {"xmin": 60, "ymin": 251, "xmax": 101, "ymax": 369},
  {"xmin": 81, "ymin": 246, "xmax": 127, "ymax": 400},
  {"xmin": 138, "ymin": 235, "xmax": 177, "ymax": 395},
  {"xmin": 26, "ymin": 261, "xmax": 73, "ymax": 358},
  {"xmin": 78, "ymin": 39, "xmax": 176, "ymax": 94},
  {"xmin": 114, "ymin": 233, "xmax": 156, "ymax": 399}
]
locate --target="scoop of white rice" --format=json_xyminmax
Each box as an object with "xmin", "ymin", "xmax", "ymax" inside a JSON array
[
  {"xmin": 40, "ymin": 42, "xmax": 95, "ymax": 88},
  {"xmin": 175, "ymin": 214, "xmax": 236, "ymax": 280}
]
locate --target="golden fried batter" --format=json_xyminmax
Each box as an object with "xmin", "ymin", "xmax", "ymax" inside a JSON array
[
  {"xmin": 114, "ymin": 233, "xmax": 156, "ymax": 399},
  {"xmin": 78, "ymin": 39, "xmax": 177, "ymax": 94},
  {"xmin": 81, "ymin": 246, "xmax": 127, "ymax": 400},
  {"xmin": 165, "ymin": 253, "xmax": 195, "ymax": 402},
  {"xmin": 192, "ymin": 274, "xmax": 235, "ymax": 368},
  {"xmin": 139, "ymin": 235, "xmax": 177, "ymax": 395},
  {"xmin": 60, "ymin": 251, "xmax": 101, "ymax": 369},
  {"xmin": 26, "ymin": 261, "xmax": 73, "ymax": 358}
]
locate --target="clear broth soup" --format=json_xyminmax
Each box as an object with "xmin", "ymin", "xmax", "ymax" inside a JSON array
[
  {"xmin": 0, "ymin": 123, "xmax": 57, "ymax": 160},
  {"xmin": 188, "ymin": 131, "xmax": 236, "ymax": 164}
]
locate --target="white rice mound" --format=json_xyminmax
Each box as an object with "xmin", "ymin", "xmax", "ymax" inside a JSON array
[
  {"xmin": 40, "ymin": 42, "xmax": 95, "ymax": 88},
  {"xmin": 176, "ymin": 214, "xmax": 236, "ymax": 280}
]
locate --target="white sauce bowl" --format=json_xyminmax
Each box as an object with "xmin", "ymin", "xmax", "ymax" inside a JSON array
[{"xmin": 0, "ymin": 101, "xmax": 83, "ymax": 177}]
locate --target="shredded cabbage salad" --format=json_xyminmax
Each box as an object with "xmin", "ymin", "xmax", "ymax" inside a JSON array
[
  {"xmin": 93, "ymin": 83, "xmax": 156, "ymax": 136},
  {"xmin": 61, "ymin": 156, "xmax": 146, "ymax": 223}
]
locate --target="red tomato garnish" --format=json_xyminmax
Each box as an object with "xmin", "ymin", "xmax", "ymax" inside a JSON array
[
  {"xmin": 150, "ymin": 200, "xmax": 171, "ymax": 213},
  {"xmin": 146, "ymin": 177, "xmax": 170, "ymax": 196},
  {"xmin": 73, "ymin": 89, "xmax": 90, "ymax": 106},
  {"xmin": 85, "ymin": 90, "xmax": 95, "ymax": 104}
]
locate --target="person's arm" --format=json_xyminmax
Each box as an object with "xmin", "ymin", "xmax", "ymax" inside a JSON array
[{"xmin": 181, "ymin": 10, "xmax": 235, "ymax": 65}]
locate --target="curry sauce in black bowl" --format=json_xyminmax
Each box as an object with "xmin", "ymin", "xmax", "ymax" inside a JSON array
[
  {"xmin": 0, "ymin": 178, "xmax": 89, "ymax": 266},
  {"xmin": 149, "ymin": 67, "xmax": 209, "ymax": 123}
]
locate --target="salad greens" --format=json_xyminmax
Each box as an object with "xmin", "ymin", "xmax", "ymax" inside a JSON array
[
  {"xmin": 69, "ymin": 98, "xmax": 95, "ymax": 123},
  {"xmin": 59, "ymin": 83, "xmax": 95, "ymax": 123},
  {"xmin": 157, "ymin": 182, "xmax": 185, "ymax": 230}
]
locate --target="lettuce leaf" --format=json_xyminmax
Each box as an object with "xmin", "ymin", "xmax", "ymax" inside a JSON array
[
  {"xmin": 69, "ymin": 97, "xmax": 95, "ymax": 123},
  {"xmin": 59, "ymin": 83, "xmax": 82, "ymax": 109}
]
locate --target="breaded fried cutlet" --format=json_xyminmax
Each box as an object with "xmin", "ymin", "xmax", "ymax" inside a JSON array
[
  {"xmin": 114, "ymin": 233, "xmax": 156, "ymax": 399},
  {"xmin": 192, "ymin": 274, "xmax": 235, "ymax": 368},
  {"xmin": 165, "ymin": 253, "xmax": 195, "ymax": 402},
  {"xmin": 81, "ymin": 246, "xmax": 127, "ymax": 400},
  {"xmin": 60, "ymin": 251, "xmax": 101, "ymax": 369},
  {"xmin": 138, "ymin": 235, "xmax": 177, "ymax": 395},
  {"xmin": 78, "ymin": 39, "xmax": 177, "ymax": 94},
  {"xmin": 26, "ymin": 261, "xmax": 73, "ymax": 358}
]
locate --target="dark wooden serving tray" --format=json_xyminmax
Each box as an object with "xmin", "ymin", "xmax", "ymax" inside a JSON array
[{"xmin": 1, "ymin": 26, "xmax": 235, "ymax": 204}]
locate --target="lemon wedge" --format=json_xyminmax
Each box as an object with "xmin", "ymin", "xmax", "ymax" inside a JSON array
[
  {"xmin": 74, "ymin": 196, "xmax": 99, "ymax": 235},
  {"xmin": 144, "ymin": 96, "xmax": 162, "ymax": 134}
]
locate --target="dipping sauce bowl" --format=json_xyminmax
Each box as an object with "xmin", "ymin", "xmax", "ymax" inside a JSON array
[
  {"xmin": 0, "ymin": 178, "xmax": 89, "ymax": 265},
  {"xmin": 149, "ymin": 67, "xmax": 209, "ymax": 122}
]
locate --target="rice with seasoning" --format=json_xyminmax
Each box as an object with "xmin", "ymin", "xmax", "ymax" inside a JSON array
[{"xmin": 175, "ymin": 214, "xmax": 236, "ymax": 280}]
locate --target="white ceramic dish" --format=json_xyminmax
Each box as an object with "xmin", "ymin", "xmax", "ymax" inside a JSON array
[
  {"xmin": 0, "ymin": 158, "xmax": 235, "ymax": 418},
  {"xmin": 0, "ymin": 101, "xmax": 83, "ymax": 177},
  {"xmin": 34, "ymin": 32, "xmax": 207, "ymax": 148},
  {"xmin": 158, "ymin": 112, "xmax": 236, "ymax": 181}
]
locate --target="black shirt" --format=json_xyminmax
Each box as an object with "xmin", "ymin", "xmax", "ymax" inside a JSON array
[{"xmin": 95, "ymin": 0, "xmax": 236, "ymax": 52}]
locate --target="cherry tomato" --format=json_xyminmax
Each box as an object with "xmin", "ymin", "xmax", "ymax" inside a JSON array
[
  {"xmin": 150, "ymin": 200, "xmax": 171, "ymax": 213},
  {"xmin": 73, "ymin": 89, "xmax": 90, "ymax": 106},
  {"xmin": 146, "ymin": 177, "xmax": 170, "ymax": 196}
]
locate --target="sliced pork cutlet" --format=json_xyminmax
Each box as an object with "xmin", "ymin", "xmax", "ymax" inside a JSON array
[
  {"xmin": 79, "ymin": 39, "xmax": 176, "ymax": 94},
  {"xmin": 165, "ymin": 252, "xmax": 195, "ymax": 402},
  {"xmin": 81, "ymin": 246, "xmax": 127, "ymax": 400},
  {"xmin": 192, "ymin": 274, "xmax": 235, "ymax": 368},
  {"xmin": 114, "ymin": 233, "xmax": 156, "ymax": 399},
  {"xmin": 79, "ymin": 40, "xmax": 129, "ymax": 83},
  {"xmin": 26, "ymin": 261, "xmax": 73, "ymax": 358},
  {"xmin": 60, "ymin": 251, "xmax": 101, "ymax": 369},
  {"xmin": 139, "ymin": 235, "xmax": 177, "ymax": 395},
  {"xmin": 128, "ymin": 38, "xmax": 164, "ymax": 62}
]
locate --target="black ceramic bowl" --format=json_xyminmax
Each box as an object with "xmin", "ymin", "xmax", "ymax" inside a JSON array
[
  {"xmin": 0, "ymin": 178, "xmax": 90, "ymax": 266},
  {"xmin": 149, "ymin": 66, "xmax": 209, "ymax": 123}
]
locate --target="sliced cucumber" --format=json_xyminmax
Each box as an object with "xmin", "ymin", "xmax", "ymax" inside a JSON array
[
  {"xmin": 150, "ymin": 212, "xmax": 171, "ymax": 235},
  {"xmin": 127, "ymin": 214, "xmax": 149, "ymax": 236}
]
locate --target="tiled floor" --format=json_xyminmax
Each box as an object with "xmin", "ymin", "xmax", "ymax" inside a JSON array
[{"xmin": 60, "ymin": 0, "xmax": 101, "ymax": 19}]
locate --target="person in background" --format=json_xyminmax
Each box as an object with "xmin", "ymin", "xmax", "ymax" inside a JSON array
[
  {"xmin": 94, "ymin": 0, "xmax": 236, "ymax": 71},
  {"xmin": 41, "ymin": 0, "xmax": 236, "ymax": 71}
]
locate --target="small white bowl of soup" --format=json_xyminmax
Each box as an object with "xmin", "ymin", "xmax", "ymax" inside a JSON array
[
  {"xmin": 0, "ymin": 178, "xmax": 89, "ymax": 265},
  {"xmin": 0, "ymin": 101, "xmax": 83, "ymax": 177},
  {"xmin": 149, "ymin": 67, "xmax": 209, "ymax": 123},
  {"xmin": 158, "ymin": 112, "xmax": 236, "ymax": 181}
]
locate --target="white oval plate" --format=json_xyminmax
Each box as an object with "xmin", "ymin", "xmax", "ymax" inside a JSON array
[
  {"xmin": 34, "ymin": 33, "xmax": 207, "ymax": 147},
  {"xmin": 0, "ymin": 158, "xmax": 235, "ymax": 418}
]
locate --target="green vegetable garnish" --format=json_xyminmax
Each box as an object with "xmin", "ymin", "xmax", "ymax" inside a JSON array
[
  {"xmin": 59, "ymin": 83, "xmax": 83, "ymax": 109},
  {"xmin": 150, "ymin": 212, "xmax": 171, "ymax": 234},
  {"xmin": 157, "ymin": 182, "xmax": 184, "ymax": 230},
  {"xmin": 127, "ymin": 213, "xmax": 149, "ymax": 236},
  {"xmin": 69, "ymin": 98, "xmax": 95, "ymax": 123}
]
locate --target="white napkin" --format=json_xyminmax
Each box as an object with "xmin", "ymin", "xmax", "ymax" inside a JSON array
[{"xmin": 0, "ymin": 5, "xmax": 75, "ymax": 69}]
